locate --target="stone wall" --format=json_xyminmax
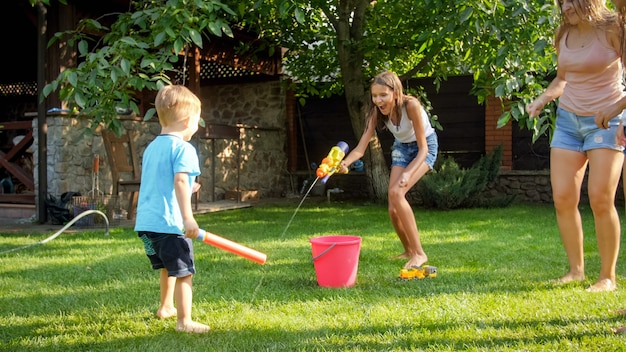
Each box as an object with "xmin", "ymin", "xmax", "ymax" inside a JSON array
[
  {"xmin": 314, "ymin": 169, "xmax": 626, "ymax": 207},
  {"xmin": 485, "ymin": 170, "xmax": 554, "ymax": 203},
  {"xmin": 32, "ymin": 81, "xmax": 289, "ymax": 216}
]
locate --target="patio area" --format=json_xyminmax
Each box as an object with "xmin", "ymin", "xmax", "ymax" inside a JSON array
[{"xmin": 0, "ymin": 199, "xmax": 253, "ymax": 232}]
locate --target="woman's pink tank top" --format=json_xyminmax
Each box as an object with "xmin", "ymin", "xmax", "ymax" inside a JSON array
[{"xmin": 558, "ymin": 29, "xmax": 625, "ymax": 116}]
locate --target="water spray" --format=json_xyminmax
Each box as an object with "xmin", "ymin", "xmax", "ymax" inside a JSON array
[{"xmin": 280, "ymin": 141, "xmax": 349, "ymax": 237}]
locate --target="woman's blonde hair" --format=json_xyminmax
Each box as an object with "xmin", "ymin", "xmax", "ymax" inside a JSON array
[
  {"xmin": 554, "ymin": 0, "xmax": 624, "ymax": 65},
  {"xmin": 155, "ymin": 85, "xmax": 201, "ymax": 127}
]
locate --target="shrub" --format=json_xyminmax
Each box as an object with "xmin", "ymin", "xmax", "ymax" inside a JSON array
[{"xmin": 416, "ymin": 145, "xmax": 515, "ymax": 209}]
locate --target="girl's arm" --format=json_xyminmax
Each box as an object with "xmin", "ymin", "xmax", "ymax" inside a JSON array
[
  {"xmin": 340, "ymin": 114, "xmax": 377, "ymax": 170},
  {"xmin": 401, "ymin": 99, "xmax": 429, "ymax": 179}
]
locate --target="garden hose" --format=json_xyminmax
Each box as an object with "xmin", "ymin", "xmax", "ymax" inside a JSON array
[{"xmin": 0, "ymin": 210, "xmax": 109, "ymax": 255}]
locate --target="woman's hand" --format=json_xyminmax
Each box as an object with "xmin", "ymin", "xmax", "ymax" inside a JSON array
[
  {"xmin": 617, "ymin": 121, "xmax": 626, "ymax": 146},
  {"xmin": 526, "ymin": 99, "xmax": 545, "ymax": 118},
  {"xmin": 595, "ymin": 103, "xmax": 622, "ymax": 129}
]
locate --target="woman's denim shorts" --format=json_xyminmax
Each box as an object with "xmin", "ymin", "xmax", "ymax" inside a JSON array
[
  {"xmin": 551, "ymin": 107, "xmax": 624, "ymax": 152},
  {"xmin": 391, "ymin": 133, "xmax": 438, "ymax": 169}
]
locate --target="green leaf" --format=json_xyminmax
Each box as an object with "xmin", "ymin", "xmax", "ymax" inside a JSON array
[
  {"xmin": 208, "ymin": 21, "xmax": 222, "ymax": 36},
  {"xmin": 144, "ymin": 108, "xmax": 156, "ymax": 121},
  {"xmin": 78, "ymin": 40, "xmax": 89, "ymax": 56},
  {"xmin": 460, "ymin": 7, "xmax": 473, "ymax": 23},
  {"xmin": 174, "ymin": 39, "xmax": 184, "ymax": 54},
  {"xmin": 75, "ymin": 91, "xmax": 86, "ymax": 108},
  {"xmin": 43, "ymin": 83, "xmax": 54, "ymax": 98},
  {"xmin": 68, "ymin": 71, "xmax": 78, "ymax": 87},
  {"xmin": 154, "ymin": 32, "xmax": 167, "ymax": 47},
  {"xmin": 497, "ymin": 111, "xmax": 510, "ymax": 128},
  {"xmin": 189, "ymin": 29, "xmax": 203, "ymax": 48},
  {"xmin": 295, "ymin": 7, "xmax": 305, "ymax": 24},
  {"xmin": 121, "ymin": 58, "xmax": 131, "ymax": 76}
]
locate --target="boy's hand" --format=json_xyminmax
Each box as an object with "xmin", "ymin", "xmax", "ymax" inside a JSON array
[{"xmin": 183, "ymin": 218, "xmax": 200, "ymax": 239}]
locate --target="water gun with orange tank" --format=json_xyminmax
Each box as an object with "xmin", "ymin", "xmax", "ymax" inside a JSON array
[{"xmin": 316, "ymin": 141, "xmax": 349, "ymax": 183}]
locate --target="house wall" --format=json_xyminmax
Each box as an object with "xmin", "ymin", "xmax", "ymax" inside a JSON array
[{"xmin": 32, "ymin": 81, "xmax": 288, "ymax": 218}]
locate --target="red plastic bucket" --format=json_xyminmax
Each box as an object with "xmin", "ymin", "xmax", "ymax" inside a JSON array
[{"xmin": 310, "ymin": 235, "xmax": 362, "ymax": 288}]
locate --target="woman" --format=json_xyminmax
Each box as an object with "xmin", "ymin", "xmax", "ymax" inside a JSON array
[
  {"xmin": 527, "ymin": 0, "xmax": 625, "ymax": 292},
  {"xmin": 340, "ymin": 71, "xmax": 438, "ymax": 269}
]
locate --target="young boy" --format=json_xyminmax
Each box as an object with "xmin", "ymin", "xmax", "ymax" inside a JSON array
[{"xmin": 134, "ymin": 84, "xmax": 209, "ymax": 333}]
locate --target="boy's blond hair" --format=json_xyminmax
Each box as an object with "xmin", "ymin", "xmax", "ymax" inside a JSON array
[{"xmin": 155, "ymin": 85, "xmax": 201, "ymax": 127}]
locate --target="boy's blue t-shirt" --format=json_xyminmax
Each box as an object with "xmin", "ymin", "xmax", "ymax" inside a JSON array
[{"xmin": 134, "ymin": 134, "xmax": 200, "ymax": 235}]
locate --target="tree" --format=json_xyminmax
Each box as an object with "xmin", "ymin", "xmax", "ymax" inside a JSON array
[
  {"xmin": 42, "ymin": 0, "xmax": 236, "ymax": 135},
  {"xmin": 233, "ymin": 0, "xmax": 557, "ymax": 200},
  {"xmin": 42, "ymin": 0, "xmax": 559, "ymax": 201}
]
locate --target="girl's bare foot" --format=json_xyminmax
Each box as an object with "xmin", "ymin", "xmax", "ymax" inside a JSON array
[
  {"xmin": 585, "ymin": 279, "xmax": 616, "ymax": 292},
  {"xmin": 176, "ymin": 321, "xmax": 211, "ymax": 334},
  {"xmin": 156, "ymin": 307, "xmax": 177, "ymax": 319},
  {"xmin": 390, "ymin": 252, "xmax": 409, "ymax": 260},
  {"xmin": 404, "ymin": 254, "xmax": 428, "ymax": 269}
]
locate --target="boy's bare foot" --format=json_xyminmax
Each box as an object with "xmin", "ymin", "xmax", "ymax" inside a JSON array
[
  {"xmin": 611, "ymin": 326, "xmax": 626, "ymax": 334},
  {"xmin": 552, "ymin": 272, "xmax": 585, "ymax": 284},
  {"xmin": 585, "ymin": 279, "xmax": 616, "ymax": 292},
  {"xmin": 176, "ymin": 321, "xmax": 211, "ymax": 334},
  {"xmin": 403, "ymin": 254, "xmax": 428, "ymax": 269},
  {"xmin": 390, "ymin": 252, "xmax": 409, "ymax": 260},
  {"xmin": 156, "ymin": 307, "xmax": 177, "ymax": 319},
  {"xmin": 616, "ymin": 308, "xmax": 626, "ymax": 315}
]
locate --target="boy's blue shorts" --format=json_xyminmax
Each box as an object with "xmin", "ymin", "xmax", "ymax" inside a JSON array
[
  {"xmin": 391, "ymin": 133, "xmax": 438, "ymax": 169},
  {"xmin": 138, "ymin": 231, "xmax": 196, "ymax": 277},
  {"xmin": 551, "ymin": 107, "xmax": 624, "ymax": 153}
]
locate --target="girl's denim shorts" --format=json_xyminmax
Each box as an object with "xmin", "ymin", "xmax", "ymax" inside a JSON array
[
  {"xmin": 551, "ymin": 107, "xmax": 624, "ymax": 152},
  {"xmin": 391, "ymin": 133, "xmax": 438, "ymax": 169}
]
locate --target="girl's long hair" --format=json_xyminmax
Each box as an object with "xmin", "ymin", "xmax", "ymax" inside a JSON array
[{"xmin": 366, "ymin": 71, "xmax": 419, "ymax": 131}]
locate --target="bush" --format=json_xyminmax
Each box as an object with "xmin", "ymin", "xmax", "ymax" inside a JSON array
[{"xmin": 416, "ymin": 145, "xmax": 515, "ymax": 209}]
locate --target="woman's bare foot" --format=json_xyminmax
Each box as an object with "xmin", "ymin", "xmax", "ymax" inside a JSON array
[
  {"xmin": 552, "ymin": 272, "xmax": 585, "ymax": 284},
  {"xmin": 390, "ymin": 252, "xmax": 409, "ymax": 260},
  {"xmin": 404, "ymin": 254, "xmax": 428, "ymax": 269},
  {"xmin": 176, "ymin": 321, "xmax": 211, "ymax": 334},
  {"xmin": 156, "ymin": 307, "xmax": 177, "ymax": 319},
  {"xmin": 585, "ymin": 279, "xmax": 616, "ymax": 292}
]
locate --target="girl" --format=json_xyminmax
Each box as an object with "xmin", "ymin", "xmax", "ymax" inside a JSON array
[{"xmin": 340, "ymin": 71, "xmax": 438, "ymax": 269}]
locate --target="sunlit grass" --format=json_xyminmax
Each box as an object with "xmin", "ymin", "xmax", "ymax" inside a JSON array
[{"xmin": 1, "ymin": 200, "xmax": 625, "ymax": 351}]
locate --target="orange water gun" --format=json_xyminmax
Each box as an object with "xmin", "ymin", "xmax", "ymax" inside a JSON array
[{"xmin": 316, "ymin": 141, "xmax": 349, "ymax": 183}]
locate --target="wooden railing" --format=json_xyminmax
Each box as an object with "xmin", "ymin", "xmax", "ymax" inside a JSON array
[{"xmin": 0, "ymin": 120, "xmax": 35, "ymax": 204}]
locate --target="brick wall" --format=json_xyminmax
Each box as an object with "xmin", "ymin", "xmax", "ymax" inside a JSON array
[{"xmin": 485, "ymin": 95, "xmax": 512, "ymax": 170}]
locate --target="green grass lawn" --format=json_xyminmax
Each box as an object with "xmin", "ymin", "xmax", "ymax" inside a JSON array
[{"xmin": 1, "ymin": 199, "xmax": 625, "ymax": 351}]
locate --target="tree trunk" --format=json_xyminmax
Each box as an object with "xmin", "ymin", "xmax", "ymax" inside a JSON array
[{"xmin": 334, "ymin": 1, "xmax": 389, "ymax": 202}]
